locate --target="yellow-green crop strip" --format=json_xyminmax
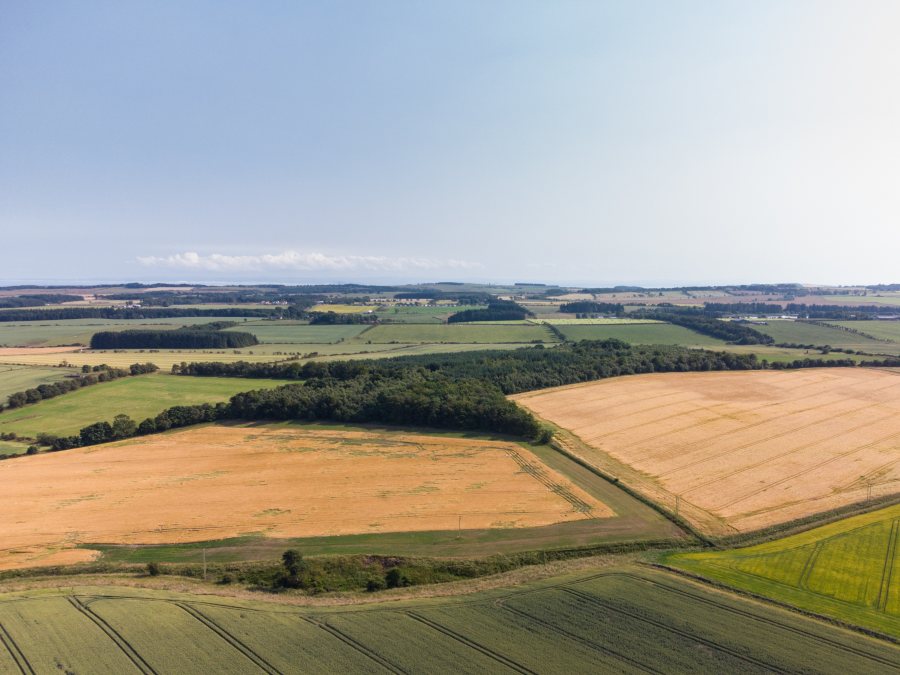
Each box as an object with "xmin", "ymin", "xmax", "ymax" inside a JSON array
[{"xmin": 666, "ymin": 503, "xmax": 900, "ymax": 638}]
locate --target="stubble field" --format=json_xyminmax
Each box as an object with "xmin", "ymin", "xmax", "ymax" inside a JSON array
[
  {"xmin": 0, "ymin": 424, "xmax": 609, "ymax": 570},
  {"xmin": 514, "ymin": 368, "xmax": 900, "ymax": 535}
]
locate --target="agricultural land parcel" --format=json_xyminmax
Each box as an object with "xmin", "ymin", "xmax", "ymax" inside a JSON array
[
  {"xmin": 0, "ymin": 363, "xmax": 78, "ymax": 400},
  {"xmin": 514, "ymin": 368, "xmax": 900, "ymax": 535},
  {"xmin": 668, "ymin": 502, "xmax": 900, "ymax": 638},
  {"xmin": 0, "ymin": 568, "xmax": 895, "ymax": 673},
  {"xmin": 0, "ymin": 373, "xmax": 287, "ymax": 438},
  {"xmin": 0, "ymin": 424, "xmax": 609, "ymax": 570},
  {"xmin": 352, "ymin": 323, "xmax": 558, "ymax": 344},
  {"xmin": 752, "ymin": 320, "xmax": 900, "ymax": 355},
  {"xmin": 553, "ymin": 322, "xmax": 726, "ymax": 346}
]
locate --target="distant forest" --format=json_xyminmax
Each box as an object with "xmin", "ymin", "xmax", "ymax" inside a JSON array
[{"xmin": 90, "ymin": 330, "xmax": 259, "ymax": 349}]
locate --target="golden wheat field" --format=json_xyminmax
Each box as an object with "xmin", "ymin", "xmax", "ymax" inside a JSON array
[
  {"xmin": 514, "ymin": 368, "xmax": 900, "ymax": 535},
  {"xmin": 0, "ymin": 424, "xmax": 609, "ymax": 570}
]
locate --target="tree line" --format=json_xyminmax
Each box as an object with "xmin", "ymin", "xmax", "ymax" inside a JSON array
[
  {"xmin": 2, "ymin": 362, "xmax": 158, "ymax": 410},
  {"xmin": 0, "ymin": 306, "xmax": 293, "ymax": 323},
  {"xmin": 0, "ymin": 293, "xmax": 83, "ymax": 308},
  {"xmin": 644, "ymin": 311, "xmax": 775, "ymax": 345},
  {"xmin": 448, "ymin": 300, "xmax": 532, "ymax": 323},
  {"xmin": 559, "ymin": 301, "xmax": 625, "ymax": 315},
  {"xmin": 90, "ymin": 330, "xmax": 259, "ymax": 349},
  {"xmin": 308, "ymin": 311, "xmax": 377, "ymax": 325}
]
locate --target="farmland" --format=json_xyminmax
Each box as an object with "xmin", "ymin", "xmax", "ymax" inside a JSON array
[
  {"xmin": 0, "ymin": 373, "xmax": 286, "ymax": 438},
  {"xmin": 752, "ymin": 319, "xmax": 899, "ymax": 354},
  {"xmin": 554, "ymin": 321, "xmax": 726, "ymax": 346},
  {"xmin": 831, "ymin": 320, "xmax": 900, "ymax": 343},
  {"xmin": 223, "ymin": 321, "xmax": 369, "ymax": 343},
  {"xmin": 514, "ymin": 368, "xmax": 900, "ymax": 535},
  {"xmin": 667, "ymin": 503, "xmax": 900, "ymax": 638},
  {"xmin": 353, "ymin": 323, "xmax": 558, "ymax": 344},
  {"xmin": 0, "ymin": 363, "xmax": 78, "ymax": 399},
  {"xmin": 0, "ymin": 424, "xmax": 610, "ymax": 570},
  {"xmin": 0, "ymin": 568, "xmax": 894, "ymax": 673}
]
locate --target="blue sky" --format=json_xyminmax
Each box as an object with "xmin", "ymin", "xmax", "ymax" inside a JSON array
[{"xmin": 2, "ymin": 1, "xmax": 899, "ymax": 286}]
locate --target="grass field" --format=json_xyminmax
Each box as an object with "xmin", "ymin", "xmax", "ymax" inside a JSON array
[
  {"xmin": 667, "ymin": 503, "xmax": 900, "ymax": 638},
  {"xmin": 555, "ymin": 322, "xmax": 726, "ymax": 346},
  {"xmin": 752, "ymin": 320, "xmax": 899, "ymax": 354},
  {"xmin": 224, "ymin": 321, "xmax": 369, "ymax": 344},
  {"xmin": 0, "ymin": 363, "xmax": 78, "ymax": 400},
  {"xmin": 514, "ymin": 368, "xmax": 900, "ymax": 535},
  {"xmin": 0, "ymin": 423, "xmax": 610, "ymax": 570},
  {"xmin": 0, "ymin": 439, "xmax": 29, "ymax": 457},
  {"xmin": 0, "ymin": 568, "xmax": 894, "ymax": 672},
  {"xmin": 0, "ymin": 317, "xmax": 263, "ymax": 347},
  {"xmin": 310, "ymin": 303, "xmax": 372, "ymax": 313},
  {"xmin": 354, "ymin": 323, "xmax": 558, "ymax": 344},
  {"xmin": 831, "ymin": 321, "xmax": 900, "ymax": 343},
  {"xmin": 0, "ymin": 373, "xmax": 285, "ymax": 438},
  {"xmin": 376, "ymin": 304, "xmax": 485, "ymax": 323},
  {"xmin": 541, "ymin": 318, "xmax": 662, "ymax": 325}
]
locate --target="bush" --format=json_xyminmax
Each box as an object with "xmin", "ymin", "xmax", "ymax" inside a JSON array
[{"xmin": 146, "ymin": 562, "xmax": 162, "ymax": 576}]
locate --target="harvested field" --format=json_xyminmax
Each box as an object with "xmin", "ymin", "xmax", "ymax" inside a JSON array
[
  {"xmin": 514, "ymin": 368, "xmax": 900, "ymax": 535},
  {"xmin": 0, "ymin": 424, "xmax": 609, "ymax": 570}
]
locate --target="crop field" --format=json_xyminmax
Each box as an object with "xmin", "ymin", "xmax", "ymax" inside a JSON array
[
  {"xmin": 555, "ymin": 322, "xmax": 725, "ymax": 346},
  {"xmin": 0, "ymin": 317, "xmax": 263, "ymax": 347},
  {"xmin": 0, "ymin": 424, "xmax": 609, "ymax": 570},
  {"xmin": 354, "ymin": 323, "xmax": 558, "ymax": 344},
  {"xmin": 832, "ymin": 320, "xmax": 900, "ymax": 343},
  {"xmin": 752, "ymin": 320, "xmax": 899, "ymax": 354},
  {"xmin": 0, "ymin": 373, "xmax": 285, "ymax": 438},
  {"xmin": 0, "ymin": 363, "xmax": 78, "ymax": 400},
  {"xmin": 224, "ymin": 321, "xmax": 369, "ymax": 343},
  {"xmin": 668, "ymin": 503, "xmax": 900, "ymax": 638},
  {"xmin": 0, "ymin": 568, "xmax": 894, "ymax": 673},
  {"xmin": 376, "ymin": 304, "xmax": 485, "ymax": 323},
  {"xmin": 310, "ymin": 303, "xmax": 371, "ymax": 313},
  {"xmin": 514, "ymin": 368, "xmax": 900, "ymax": 535},
  {"xmin": 541, "ymin": 318, "xmax": 662, "ymax": 325}
]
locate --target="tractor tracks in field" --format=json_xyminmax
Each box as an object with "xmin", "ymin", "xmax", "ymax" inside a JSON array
[
  {"xmin": 506, "ymin": 448, "xmax": 594, "ymax": 514},
  {"xmin": 66, "ymin": 596, "xmax": 157, "ymax": 675},
  {"xmin": 0, "ymin": 622, "xmax": 34, "ymax": 675}
]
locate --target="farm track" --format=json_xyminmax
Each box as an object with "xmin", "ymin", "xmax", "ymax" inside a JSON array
[
  {"xmin": 175, "ymin": 602, "xmax": 280, "ymax": 674},
  {"xmin": 877, "ymin": 519, "xmax": 899, "ymax": 611},
  {"xmin": 67, "ymin": 596, "xmax": 156, "ymax": 674},
  {"xmin": 0, "ymin": 622, "xmax": 34, "ymax": 675},
  {"xmin": 405, "ymin": 611, "xmax": 533, "ymax": 674}
]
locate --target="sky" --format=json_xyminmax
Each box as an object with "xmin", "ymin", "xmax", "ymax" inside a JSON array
[{"xmin": 1, "ymin": 1, "xmax": 899, "ymax": 287}]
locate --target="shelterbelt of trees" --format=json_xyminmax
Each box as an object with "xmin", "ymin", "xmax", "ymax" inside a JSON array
[
  {"xmin": 559, "ymin": 301, "xmax": 625, "ymax": 315},
  {"xmin": 0, "ymin": 306, "xmax": 299, "ymax": 322},
  {"xmin": 90, "ymin": 329, "xmax": 259, "ymax": 349},
  {"xmin": 447, "ymin": 299, "xmax": 532, "ymax": 323},
  {"xmin": 41, "ymin": 341, "xmax": 900, "ymax": 453},
  {"xmin": 2, "ymin": 362, "xmax": 158, "ymax": 410},
  {"xmin": 0, "ymin": 293, "xmax": 83, "ymax": 308}
]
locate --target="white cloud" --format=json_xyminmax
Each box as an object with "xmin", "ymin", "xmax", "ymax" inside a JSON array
[{"xmin": 136, "ymin": 250, "xmax": 482, "ymax": 273}]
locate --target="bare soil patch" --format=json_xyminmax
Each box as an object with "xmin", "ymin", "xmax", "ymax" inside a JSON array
[
  {"xmin": 514, "ymin": 368, "xmax": 900, "ymax": 534},
  {"xmin": 0, "ymin": 425, "xmax": 610, "ymax": 570}
]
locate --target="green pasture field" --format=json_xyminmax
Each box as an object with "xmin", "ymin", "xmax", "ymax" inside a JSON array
[
  {"xmin": 0, "ymin": 363, "xmax": 79, "ymax": 400},
  {"xmin": 0, "ymin": 373, "xmax": 285, "ymax": 438},
  {"xmin": 721, "ymin": 345, "xmax": 874, "ymax": 364},
  {"xmin": 0, "ymin": 439, "xmax": 29, "ymax": 456},
  {"xmin": 0, "ymin": 317, "xmax": 263, "ymax": 347},
  {"xmin": 376, "ymin": 304, "xmax": 485, "ymax": 323},
  {"xmin": 353, "ymin": 323, "xmax": 558, "ymax": 344},
  {"xmin": 225, "ymin": 321, "xmax": 369, "ymax": 344},
  {"xmin": 0, "ymin": 568, "xmax": 894, "ymax": 673},
  {"xmin": 831, "ymin": 321, "xmax": 900, "ymax": 343},
  {"xmin": 542, "ymin": 318, "xmax": 662, "ymax": 325},
  {"xmin": 666, "ymin": 503, "xmax": 900, "ymax": 638},
  {"xmin": 752, "ymin": 320, "xmax": 891, "ymax": 350},
  {"xmin": 556, "ymin": 322, "xmax": 725, "ymax": 346}
]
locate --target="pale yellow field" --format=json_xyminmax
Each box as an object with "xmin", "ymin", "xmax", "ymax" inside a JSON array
[
  {"xmin": 310, "ymin": 303, "xmax": 370, "ymax": 313},
  {"xmin": 514, "ymin": 368, "xmax": 900, "ymax": 535},
  {"xmin": 0, "ymin": 425, "xmax": 609, "ymax": 570}
]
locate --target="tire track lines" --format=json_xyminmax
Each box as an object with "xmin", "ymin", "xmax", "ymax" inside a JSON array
[
  {"xmin": 0, "ymin": 623, "xmax": 34, "ymax": 675},
  {"xmin": 506, "ymin": 449, "xmax": 593, "ymax": 513},
  {"xmin": 496, "ymin": 597, "xmax": 661, "ymax": 674},
  {"xmin": 717, "ymin": 426, "xmax": 900, "ymax": 511},
  {"xmin": 66, "ymin": 597, "xmax": 156, "ymax": 674},
  {"xmin": 798, "ymin": 543, "xmax": 823, "ymax": 590},
  {"xmin": 301, "ymin": 616, "xmax": 402, "ymax": 674},
  {"xmin": 678, "ymin": 410, "xmax": 897, "ymax": 498},
  {"xmin": 604, "ymin": 572, "xmax": 900, "ymax": 669},
  {"xmin": 560, "ymin": 587, "xmax": 786, "ymax": 673},
  {"xmin": 176, "ymin": 602, "xmax": 280, "ymax": 674},
  {"xmin": 405, "ymin": 611, "xmax": 533, "ymax": 674},
  {"xmin": 663, "ymin": 395, "xmax": 899, "ymax": 479},
  {"xmin": 877, "ymin": 519, "xmax": 900, "ymax": 612}
]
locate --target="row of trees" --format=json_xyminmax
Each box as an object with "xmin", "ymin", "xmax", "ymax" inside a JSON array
[
  {"xmin": 0, "ymin": 293, "xmax": 82, "ymax": 308},
  {"xmin": 90, "ymin": 330, "xmax": 259, "ymax": 349},
  {"xmin": 448, "ymin": 300, "xmax": 532, "ymax": 323},
  {"xmin": 3, "ymin": 363, "xmax": 158, "ymax": 410},
  {"xmin": 559, "ymin": 301, "xmax": 625, "ymax": 315},
  {"xmin": 0, "ymin": 306, "xmax": 290, "ymax": 323},
  {"xmin": 308, "ymin": 311, "xmax": 377, "ymax": 325},
  {"xmin": 645, "ymin": 311, "xmax": 775, "ymax": 345}
]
